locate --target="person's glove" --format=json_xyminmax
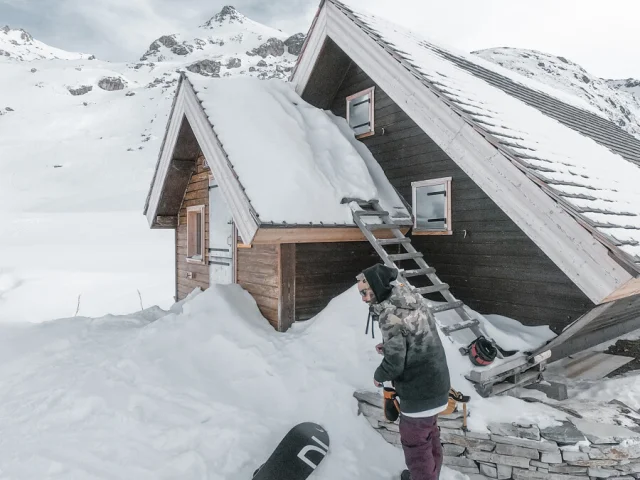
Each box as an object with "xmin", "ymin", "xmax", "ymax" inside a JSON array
[{"xmin": 383, "ymin": 387, "xmax": 400, "ymax": 422}]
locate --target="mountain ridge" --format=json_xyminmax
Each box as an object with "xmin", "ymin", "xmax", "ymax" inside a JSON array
[{"xmin": 473, "ymin": 47, "xmax": 640, "ymax": 140}]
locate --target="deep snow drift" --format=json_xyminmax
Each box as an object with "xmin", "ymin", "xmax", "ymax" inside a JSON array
[{"xmin": 0, "ymin": 281, "xmax": 580, "ymax": 480}]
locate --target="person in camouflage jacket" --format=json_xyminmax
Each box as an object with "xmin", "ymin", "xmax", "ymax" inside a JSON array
[{"xmin": 357, "ymin": 264, "xmax": 450, "ymax": 480}]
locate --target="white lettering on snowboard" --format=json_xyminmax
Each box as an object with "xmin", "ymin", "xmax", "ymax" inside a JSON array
[{"xmin": 297, "ymin": 435, "xmax": 329, "ymax": 469}]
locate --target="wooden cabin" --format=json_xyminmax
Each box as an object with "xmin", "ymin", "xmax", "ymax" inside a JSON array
[{"xmin": 145, "ymin": 0, "xmax": 640, "ymax": 359}]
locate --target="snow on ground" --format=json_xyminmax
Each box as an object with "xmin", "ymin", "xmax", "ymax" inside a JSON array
[{"xmin": 0, "ymin": 282, "xmax": 570, "ymax": 480}]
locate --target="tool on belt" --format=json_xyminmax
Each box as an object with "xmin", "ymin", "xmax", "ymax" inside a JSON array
[
  {"xmin": 381, "ymin": 387, "xmax": 471, "ymax": 430},
  {"xmin": 382, "ymin": 387, "xmax": 401, "ymax": 422}
]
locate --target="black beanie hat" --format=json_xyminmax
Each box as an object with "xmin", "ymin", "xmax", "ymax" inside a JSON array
[{"xmin": 362, "ymin": 264, "xmax": 398, "ymax": 303}]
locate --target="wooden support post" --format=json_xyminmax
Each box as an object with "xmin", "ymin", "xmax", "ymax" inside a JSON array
[{"xmin": 278, "ymin": 243, "xmax": 296, "ymax": 332}]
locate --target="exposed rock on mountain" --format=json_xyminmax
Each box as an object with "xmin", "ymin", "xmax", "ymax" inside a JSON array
[
  {"xmin": 185, "ymin": 59, "xmax": 221, "ymax": 77},
  {"xmin": 247, "ymin": 37, "xmax": 285, "ymax": 58},
  {"xmin": 98, "ymin": 77, "xmax": 126, "ymax": 91},
  {"xmin": 68, "ymin": 85, "xmax": 93, "ymax": 96},
  {"xmin": 284, "ymin": 33, "xmax": 306, "ymax": 56},
  {"xmin": 474, "ymin": 47, "xmax": 640, "ymax": 139}
]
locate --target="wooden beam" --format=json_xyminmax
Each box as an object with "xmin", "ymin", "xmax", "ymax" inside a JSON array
[
  {"xmin": 252, "ymin": 227, "xmax": 409, "ymax": 244},
  {"xmin": 278, "ymin": 244, "xmax": 296, "ymax": 332},
  {"xmin": 155, "ymin": 216, "xmax": 178, "ymax": 228},
  {"xmin": 530, "ymin": 301, "xmax": 615, "ymax": 358},
  {"xmin": 602, "ymin": 277, "xmax": 640, "ymax": 303}
]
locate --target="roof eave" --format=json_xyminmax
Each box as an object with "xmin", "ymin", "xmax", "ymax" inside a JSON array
[{"xmin": 302, "ymin": 0, "xmax": 634, "ymax": 303}]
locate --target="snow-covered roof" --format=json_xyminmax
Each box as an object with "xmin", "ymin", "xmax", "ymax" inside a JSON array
[
  {"xmin": 185, "ymin": 72, "xmax": 409, "ymax": 225},
  {"xmin": 328, "ymin": 0, "xmax": 640, "ymax": 269}
]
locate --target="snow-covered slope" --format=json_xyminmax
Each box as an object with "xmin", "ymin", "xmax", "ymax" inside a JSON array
[
  {"xmin": 0, "ymin": 6, "xmax": 305, "ymax": 322},
  {"xmin": 0, "ymin": 282, "xmax": 561, "ymax": 479},
  {"xmin": 0, "ymin": 25, "xmax": 93, "ymax": 61},
  {"xmin": 473, "ymin": 47, "xmax": 640, "ymax": 140},
  {"xmin": 607, "ymin": 78, "xmax": 640, "ymax": 98}
]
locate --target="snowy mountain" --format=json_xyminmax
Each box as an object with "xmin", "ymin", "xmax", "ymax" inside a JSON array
[
  {"xmin": 0, "ymin": 25, "xmax": 94, "ymax": 61},
  {"xmin": 0, "ymin": 6, "xmax": 305, "ymax": 322},
  {"xmin": 607, "ymin": 77, "xmax": 640, "ymax": 98},
  {"xmin": 139, "ymin": 6, "xmax": 303, "ymax": 80},
  {"xmin": 473, "ymin": 47, "xmax": 640, "ymax": 140}
]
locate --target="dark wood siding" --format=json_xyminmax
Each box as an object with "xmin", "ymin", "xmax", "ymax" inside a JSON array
[
  {"xmin": 294, "ymin": 242, "xmax": 380, "ymax": 321},
  {"xmin": 328, "ymin": 62, "xmax": 594, "ymax": 333},
  {"xmin": 237, "ymin": 243, "xmax": 280, "ymax": 329},
  {"xmin": 176, "ymin": 154, "xmax": 210, "ymax": 300}
]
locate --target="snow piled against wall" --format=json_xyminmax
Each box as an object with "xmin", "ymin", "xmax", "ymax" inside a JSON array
[{"xmin": 0, "ymin": 283, "xmax": 566, "ymax": 479}]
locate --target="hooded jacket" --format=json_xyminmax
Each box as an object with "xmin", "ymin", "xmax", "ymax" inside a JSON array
[{"xmin": 364, "ymin": 265, "xmax": 451, "ymax": 414}]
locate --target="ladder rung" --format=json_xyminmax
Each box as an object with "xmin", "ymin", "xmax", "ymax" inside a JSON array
[
  {"xmin": 388, "ymin": 252, "xmax": 423, "ymax": 261},
  {"xmin": 366, "ymin": 222, "xmax": 413, "ymax": 231},
  {"xmin": 377, "ymin": 238, "xmax": 411, "ymax": 246},
  {"xmin": 400, "ymin": 268, "xmax": 435, "ymax": 277},
  {"xmin": 416, "ymin": 284, "xmax": 449, "ymax": 295},
  {"xmin": 429, "ymin": 301, "xmax": 464, "ymax": 313},
  {"xmin": 355, "ymin": 210, "xmax": 389, "ymax": 217},
  {"xmin": 441, "ymin": 319, "xmax": 479, "ymax": 335}
]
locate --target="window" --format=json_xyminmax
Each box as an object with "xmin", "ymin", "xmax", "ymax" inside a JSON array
[
  {"xmin": 412, "ymin": 178, "xmax": 452, "ymax": 235},
  {"xmin": 187, "ymin": 205, "xmax": 205, "ymax": 263},
  {"xmin": 346, "ymin": 87, "xmax": 375, "ymax": 138}
]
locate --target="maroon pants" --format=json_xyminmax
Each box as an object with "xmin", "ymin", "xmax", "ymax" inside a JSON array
[{"xmin": 399, "ymin": 414, "xmax": 443, "ymax": 480}]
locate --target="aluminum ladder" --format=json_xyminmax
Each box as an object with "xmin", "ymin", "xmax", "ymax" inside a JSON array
[{"xmin": 345, "ymin": 198, "xmax": 551, "ymax": 396}]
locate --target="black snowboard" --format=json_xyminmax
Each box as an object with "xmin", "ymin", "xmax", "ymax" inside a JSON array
[{"xmin": 252, "ymin": 422, "xmax": 330, "ymax": 480}]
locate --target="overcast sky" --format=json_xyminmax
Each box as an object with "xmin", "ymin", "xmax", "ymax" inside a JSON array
[{"xmin": 2, "ymin": 0, "xmax": 639, "ymax": 79}]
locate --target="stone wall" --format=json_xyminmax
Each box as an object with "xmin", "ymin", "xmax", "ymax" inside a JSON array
[{"xmin": 354, "ymin": 391, "xmax": 640, "ymax": 480}]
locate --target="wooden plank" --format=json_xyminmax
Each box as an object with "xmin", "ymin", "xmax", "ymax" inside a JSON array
[
  {"xmin": 237, "ymin": 270, "xmax": 279, "ymax": 288},
  {"xmin": 279, "ymin": 244, "xmax": 296, "ymax": 332},
  {"xmin": 252, "ymin": 227, "xmax": 408, "ymax": 244},
  {"xmin": 531, "ymin": 302, "xmax": 615, "ymax": 356},
  {"xmin": 546, "ymin": 351, "xmax": 634, "ymax": 381},
  {"xmin": 177, "ymin": 263, "xmax": 209, "ymax": 277},
  {"xmin": 240, "ymin": 281, "xmax": 279, "ymax": 300},
  {"xmin": 189, "ymin": 171, "xmax": 210, "ymax": 183},
  {"xmin": 181, "ymin": 198, "xmax": 208, "ymax": 209},
  {"xmin": 237, "ymin": 251, "xmax": 279, "ymax": 265},
  {"xmin": 250, "ymin": 293, "xmax": 279, "ymax": 312},
  {"xmin": 238, "ymin": 262, "xmax": 278, "ymax": 277},
  {"xmin": 177, "ymin": 276, "xmax": 209, "ymax": 292},
  {"xmin": 603, "ymin": 277, "xmax": 640, "ymax": 303},
  {"xmin": 183, "ymin": 189, "xmax": 208, "ymax": 202}
]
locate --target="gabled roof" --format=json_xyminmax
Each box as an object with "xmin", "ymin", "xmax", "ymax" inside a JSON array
[
  {"xmin": 291, "ymin": 0, "xmax": 640, "ymax": 304},
  {"xmin": 144, "ymin": 72, "xmax": 409, "ymax": 243},
  {"xmin": 327, "ymin": 2, "xmax": 640, "ymax": 269}
]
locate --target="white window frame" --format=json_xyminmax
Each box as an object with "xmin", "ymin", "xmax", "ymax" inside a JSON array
[
  {"xmin": 346, "ymin": 86, "xmax": 375, "ymax": 139},
  {"xmin": 411, "ymin": 177, "xmax": 452, "ymax": 235},
  {"xmin": 186, "ymin": 204, "xmax": 206, "ymax": 264}
]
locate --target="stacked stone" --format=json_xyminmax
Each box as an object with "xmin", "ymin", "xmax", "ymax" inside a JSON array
[{"xmin": 353, "ymin": 391, "xmax": 640, "ymax": 480}]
